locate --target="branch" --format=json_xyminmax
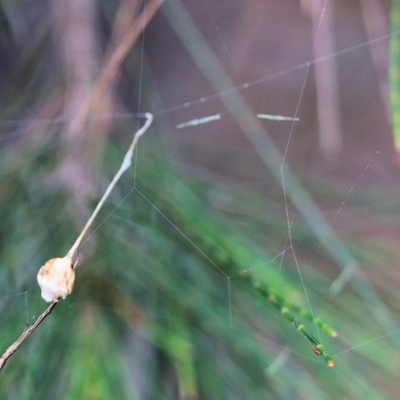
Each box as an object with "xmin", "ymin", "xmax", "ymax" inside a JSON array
[{"xmin": 0, "ymin": 301, "xmax": 57, "ymax": 372}]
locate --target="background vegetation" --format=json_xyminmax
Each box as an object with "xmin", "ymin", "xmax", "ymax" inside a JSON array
[{"xmin": 1, "ymin": 1, "xmax": 400, "ymax": 399}]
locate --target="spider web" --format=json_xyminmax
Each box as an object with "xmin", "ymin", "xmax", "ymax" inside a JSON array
[{"xmin": 1, "ymin": 0, "xmax": 400, "ymax": 396}]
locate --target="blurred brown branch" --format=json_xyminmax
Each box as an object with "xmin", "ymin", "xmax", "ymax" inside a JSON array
[{"xmin": 70, "ymin": 0, "xmax": 164, "ymax": 135}]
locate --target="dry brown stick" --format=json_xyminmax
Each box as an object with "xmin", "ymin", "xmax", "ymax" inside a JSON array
[{"xmin": 0, "ymin": 301, "xmax": 57, "ymax": 372}]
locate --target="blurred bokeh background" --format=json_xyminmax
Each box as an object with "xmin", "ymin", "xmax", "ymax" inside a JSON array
[{"xmin": 1, "ymin": 1, "xmax": 400, "ymax": 399}]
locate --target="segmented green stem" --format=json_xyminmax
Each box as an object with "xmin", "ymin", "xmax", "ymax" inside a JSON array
[
  {"xmin": 158, "ymin": 208, "xmax": 337, "ymax": 367},
  {"xmin": 257, "ymin": 287, "xmax": 335, "ymax": 367},
  {"xmin": 268, "ymin": 291, "xmax": 337, "ymax": 338}
]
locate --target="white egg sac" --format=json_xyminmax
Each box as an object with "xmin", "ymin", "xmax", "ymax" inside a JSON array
[{"xmin": 37, "ymin": 256, "xmax": 75, "ymax": 302}]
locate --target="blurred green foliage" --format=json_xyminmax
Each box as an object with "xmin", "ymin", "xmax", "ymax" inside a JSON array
[{"xmin": 1, "ymin": 1, "xmax": 400, "ymax": 399}]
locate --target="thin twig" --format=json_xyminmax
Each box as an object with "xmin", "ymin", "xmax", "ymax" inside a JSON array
[
  {"xmin": 66, "ymin": 112, "xmax": 153, "ymax": 260},
  {"xmin": 0, "ymin": 301, "xmax": 57, "ymax": 372}
]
